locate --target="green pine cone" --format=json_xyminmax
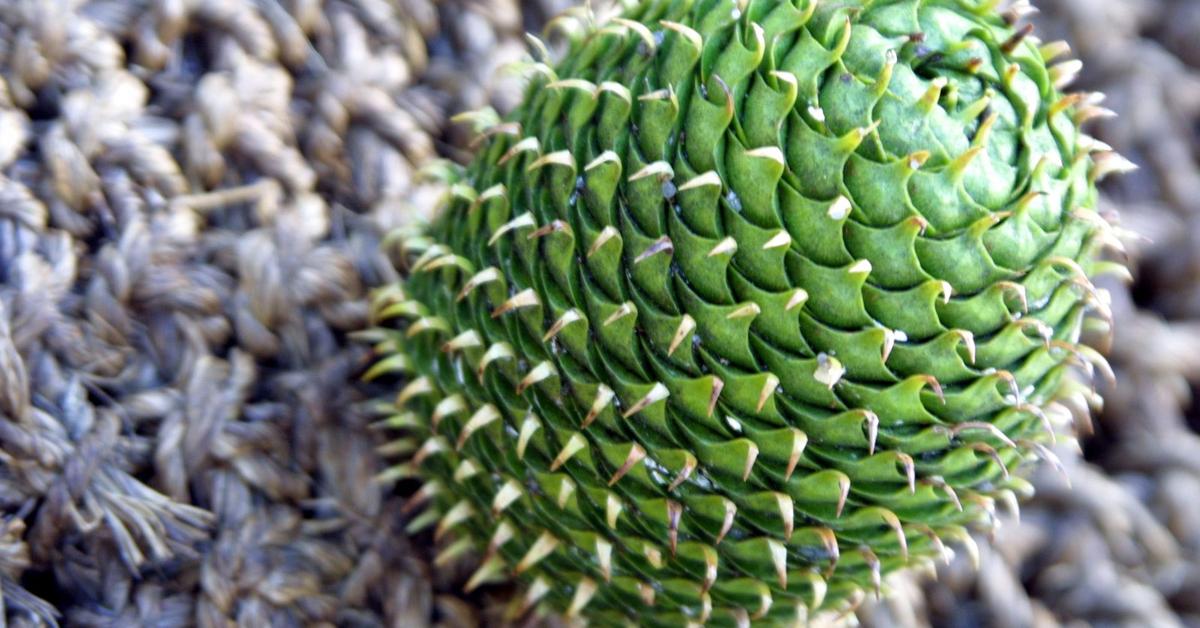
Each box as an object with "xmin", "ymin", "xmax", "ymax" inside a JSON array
[{"xmin": 368, "ymin": 0, "xmax": 1130, "ymax": 624}]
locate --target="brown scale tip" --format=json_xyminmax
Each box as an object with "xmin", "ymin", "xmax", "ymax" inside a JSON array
[
  {"xmin": 1002, "ymin": 0, "xmax": 1039, "ymax": 25},
  {"xmin": 835, "ymin": 474, "xmax": 851, "ymax": 518},
  {"xmin": 715, "ymin": 500, "xmax": 737, "ymax": 545},
  {"xmin": 816, "ymin": 527, "xmax": 840, "ymax": 579},
  {"xmin": 607, "ymin": 444, "xmax": 647, "ymax": 486},
  {"xmin": 1000, "ymin": 23, "xmax": 1035, "ymax": 54},
  {"xmin": 861, "ymin": 546, "xmax": 882, "ymax": 598},
  {"xmin": 666, "ymin": 500, "xmax": 682, "ymax": 557}
]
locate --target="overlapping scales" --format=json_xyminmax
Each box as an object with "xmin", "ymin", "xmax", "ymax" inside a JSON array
[{"xmin": 367, "ymin": 0, "xmax": 1128, "ymax": 624}]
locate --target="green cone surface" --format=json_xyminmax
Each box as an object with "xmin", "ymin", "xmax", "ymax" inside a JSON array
[{"xmin": 369, "ymin": 0, "xmax": 1126, "ymax": 624}]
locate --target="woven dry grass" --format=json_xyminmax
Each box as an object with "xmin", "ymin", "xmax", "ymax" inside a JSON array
[
  {"xmin": 0, "ymin": 1, "xmax": 540, "ymax": 625},
  {"xmin": 0, "ymin": 0, "xmax": 1198, "ymax": 626}
]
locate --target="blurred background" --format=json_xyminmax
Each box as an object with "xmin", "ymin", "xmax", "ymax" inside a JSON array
[{"xmin": 0, "ymin": 0, "xmax": 1197, "ymax": 626}]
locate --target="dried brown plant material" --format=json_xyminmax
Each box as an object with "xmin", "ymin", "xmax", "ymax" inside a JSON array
[{"xmin": 0, "ymin": 0, "xmax": 533, "ymax": 625}]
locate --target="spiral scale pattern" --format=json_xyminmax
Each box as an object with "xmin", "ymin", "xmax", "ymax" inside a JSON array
[{"xmin": 370, "ymin": 0, "xmax": 1126, "ymax": 624}]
